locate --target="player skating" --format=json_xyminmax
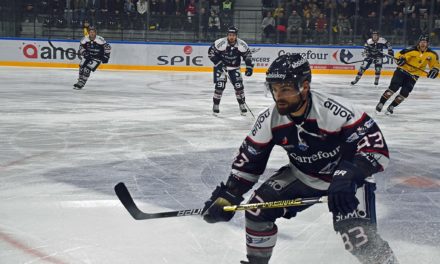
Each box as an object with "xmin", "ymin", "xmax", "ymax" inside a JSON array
[
  {"xmin": 208, "ymin": 26, "xmax": 254, "ymax": 115},
  {"xmin": 202, "ymin": 54, "xmax": 399, "ymax": 264},
  {"xmin": 375, "ymin": 34, "xmax": 439, "ymax": 114},
  {"xmin": 351, "ymin": 31, "xmax": 393, "ymax": 86},
  {"xmin": 74, "ymin": 26, "xmax": 111, "ymax": 90}
]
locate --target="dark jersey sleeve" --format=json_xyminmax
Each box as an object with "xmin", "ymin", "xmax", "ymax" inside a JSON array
[
  {"xmin": 208, "ymin": 43, "xmax": 222, "ymax": 65},
  {"xmin": 340, "ymin": 113, "xmax": 389, "ymax": 176}
]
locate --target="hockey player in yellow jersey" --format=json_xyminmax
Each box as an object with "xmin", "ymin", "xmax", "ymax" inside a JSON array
[{"xmin": 375, "ymin": 34, "xmax": 439, "ymax": 114}]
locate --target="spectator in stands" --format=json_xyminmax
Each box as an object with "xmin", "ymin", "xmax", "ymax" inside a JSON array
[
  {"xmin": 64, "ymin": 0, "xmax": 74, "ymax": 26},
  {"xmin": 285, "ymin": 0, "xmax": 303, "ymax": 17},
  {"xmin": 186, "ymin": 0, "xmax": 197, "ymax": 24},
  {"xmin": 416, "ymin": 0, "xmax": 430, "ymax": 16},
  {"xmin": 276, "ymin": 11, "xmax": 287, "ymax": 43},
  {"xmin": 23, "ymin": 1, "xmax": 35, "ymax": 23},
  {"xmin": 314, "ymin": 12, "xmax": 327, "ymax": 44},
  {"xmin": 87, "ymin": 0, "xmax": 100, "ymax": 25},
  {"xmin": 393, "ymin": 12, "xmax": 405, "ymax": 38},
  {"xmin": 210, "ymin": 0, "xmax": 221, "ymax": 15},
  {"xmin": 287, "ymin": 10, "xmax": 303, "ymax": 43},
  {"xmin": 336, "ymin": 14, "xmax": 352, "ymax": 44},
  {"xmin": 302, "ymin": 12, "xmax": 314, "ymax": 43},
  {"xmin": 199, "ymin": 7, "xmax": 210, "ymax": 41},
  {"xmin": 273, "ymin": 3, "xmax": 285, "ymax": 18},
  {"xmin": 407, "ymin": 12, "xmax": 421, "ymax": 45},
  {"xmin": 261, "ymin": 11, "xmax": 275, "ymax": 43},
  {"xmin": 338, "ymin": 0, "xmax": 354, "ymax": 19},
  {"xmin": 403, "ymin": 0, "xmax": 416, "ymax": 15},
  {"xmin": 136, "ymin": 0, "xmax": 148, "ymax": 29},
  {"xmin": 420, "ymin": 12, "xmax": 429, "ymax": 33},
  {"xmin": 208, "ymin": 10, "xmax": 221, "ymax": 40},
  {"xmin": 262, "ymin": 0, "xmax": 274, "ymax": 9}
]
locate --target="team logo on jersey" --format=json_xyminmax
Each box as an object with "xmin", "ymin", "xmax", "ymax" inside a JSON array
[
  {"xmin": 324, "ymin": 99, "xmax": 354, "ymax": 121},
  {"xmin": 251, "ymin": 108, "xmax": 271, "ymax": 136}
]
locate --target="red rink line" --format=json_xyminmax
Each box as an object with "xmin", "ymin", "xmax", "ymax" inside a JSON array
[{"xmin": 0, "ymin": 229, "xmax": 69, "ymax": 264}]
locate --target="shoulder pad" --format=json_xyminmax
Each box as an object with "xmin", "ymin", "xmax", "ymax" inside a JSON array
[
  {"xmin": 378, "ymin": 37, "xmax": 387, "ymax": 44},
  {"xmin": 80, "ymin": 37, "xmax": 90, "ymax": 44},
  {"xmin": 94, "ymin": 35, "xmax": 107, "ymax": 45},
  {"xmin": 366, "ymin": 39, "xmax": 373, "ymax": 45},
  {"xmin": 427, "ymin": 48, "xmax": 439, "ymax": 60},
  {"xmin": 309, "ymin": 91, "xmax": 363, "ymax": 132},
  {"xmin": 214, "ymin": 38, "xmax": 227, "ymax": 51},
  {"xmin": 249, "ymin": 106, "xmax": 274, "ymax": 143},
  {"xmin": 237, "ymin": 38, "xmax": 249, "ymax": 52}
]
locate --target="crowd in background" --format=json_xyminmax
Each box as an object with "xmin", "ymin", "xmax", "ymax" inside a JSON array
[
  {"xmin": 3, "ymin": 0, "xmax": 440, "ymax": 45},
  {"xmin": 20, "ymin": 0, "xmax": 234, "ymax": 40},
  {"xmin": 262, "ymin": 0, "xmax": 440, "ymax": 45}
]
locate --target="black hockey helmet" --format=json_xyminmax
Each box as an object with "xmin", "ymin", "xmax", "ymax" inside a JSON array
[
  {"xmin": 88, "ymin": 25, "xmax": 97, "ymax": 32},
  {"xmin": 419, "ymin": 34, "xmax": 429, "ymax": 42},
  {"xmin": 266, "ymin": 54, "xmax": 311, "ymax": 92},
  {"xmin": 227, "ymin": 26, "xmax": 238, "ymax": 35},
  {"xmin": 371, "ymin": 30, "xmax": 379, "ymax": 35}
]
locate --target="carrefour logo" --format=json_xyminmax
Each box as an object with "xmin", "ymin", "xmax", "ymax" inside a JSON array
[{"xmin": 20, "ymin": 42, "xmax": 79, "ymax": 60}]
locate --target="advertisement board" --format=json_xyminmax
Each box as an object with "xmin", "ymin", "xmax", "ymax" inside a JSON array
[{"xmin": 2, "ymin": 38, "xmax": 435, "ymax": 74}]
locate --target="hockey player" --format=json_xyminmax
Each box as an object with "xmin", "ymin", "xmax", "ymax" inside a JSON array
[
  {"xmin": 351, "ymin": 31, "xmax": 393, "ymax": 86},
  {"xmin": 74, "ymin": 26, "xmax": 111, "ymax": 90},
  {"xmin": 376, "ymin": 34, "xmax": 439, "ymax": 114},
  {"xmin": 208, "ymin": 26, "xmax": 254, "ymax": 115},
  {"xmin": 202, "ymin": 54, "xmax": 399, "ymax": 264}
]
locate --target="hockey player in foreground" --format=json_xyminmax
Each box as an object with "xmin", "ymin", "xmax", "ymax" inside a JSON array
[
  {"xmin": 376, "ymin": 34, "xmax": 439, "ymax": 114},
  {"xmin": 351, "ymin": 31, "xmax": 393, "ymax": 86},
  {"xmin": 208, "ymin": 26, "xmax": 254, "ymax": 115},
  {"xmin": 74, "ymin": 26, "xmax": 111, "ymax": 90},
  {"xmin": 202, "ymin": 54, "xmax": 399, "ymax": 264}
]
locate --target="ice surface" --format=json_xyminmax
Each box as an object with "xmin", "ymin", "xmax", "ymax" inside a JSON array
[{"xmin": 0, "ymin": 67, "xmax": 439, "ymax": 264}]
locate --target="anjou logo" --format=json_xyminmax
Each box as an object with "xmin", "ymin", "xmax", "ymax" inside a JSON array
[{"xmin": 20, "ymin": 42, "xmax": 79, "ymax": 60}]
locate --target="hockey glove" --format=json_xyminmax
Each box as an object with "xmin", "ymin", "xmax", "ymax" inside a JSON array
[
  {"xmin": 328, "ymin": 161, "xmax": 365, "ymax": 215},
  {"xmin": 245, "ymin": 65, "xmax": 254, "ymax": 76},
  {"xmin": 388, "ymin": 50, "xmax": 394, "ymax": 57},
  {"xmin": 101, "ymin": 54, "xmax": 110, "ymax": 64},
  {"xmin": 427, "ymin": 68, "xmax": 439, "ymax": 79},
  {"xmin": 214, "ymin": 61, "xmax": 226, "ymax": 73},
  {"xmin": 202, "ymin": 182, "xmax": 244, "ymax": 223},
  {"xmin": 396, "ymin": 57, "xmax": 406, "ymax": 66}
]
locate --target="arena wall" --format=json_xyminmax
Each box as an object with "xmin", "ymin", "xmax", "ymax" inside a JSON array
[{"xmin": 2, "ymin": 38, "xmax": 437, "ymax": 75}]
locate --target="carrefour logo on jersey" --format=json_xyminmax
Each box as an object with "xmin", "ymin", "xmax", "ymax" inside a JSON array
[
  {"xmin": 20, "ymin": 42, "xmax": 78, "ymax": 60},
  {"xmin": 157, "ymin": 45, "xmax": 203, "ymax": 66}
]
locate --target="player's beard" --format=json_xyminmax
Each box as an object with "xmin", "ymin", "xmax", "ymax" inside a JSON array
[{"xmin": 276, "ymin": 97, "xmax": 305, "ymax": 115}]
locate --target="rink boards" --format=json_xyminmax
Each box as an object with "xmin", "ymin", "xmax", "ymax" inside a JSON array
[{"xmin": 1, "ymin": 38, "xmax": 437, "ymax": 75}]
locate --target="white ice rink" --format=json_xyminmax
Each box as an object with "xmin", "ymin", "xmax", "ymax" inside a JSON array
[{"xmin": 0, "ymin": 67, "xmax": 439, "ymax": 264}]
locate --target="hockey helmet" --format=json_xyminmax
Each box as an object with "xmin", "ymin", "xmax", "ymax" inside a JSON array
[
  {"xmin": 88, "ymin": 25, "xmax": 97, "ymax": 33},
  {"xmin": 419, "ymin": 34, "xmax": 429, "ymax": 42},
  {"xmin": 266, "ymin": 54, "xmax": 311, "ymax": 92},
  {"xmin": 371, "ymin": 30, "xmax": 379, "ymax": 35},
  {"xmin": 227, "ymin": 26, "xmax": 238, "ymax": 35}
]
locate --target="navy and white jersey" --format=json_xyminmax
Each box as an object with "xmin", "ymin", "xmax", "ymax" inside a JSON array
[
  {"xmin": 79, "ymin": 35, "xmax": 111, "ymax": 61},
  {"xmin": 231, "ymin": 91, "xmax": 389, "ymax": 190},
  {"xmin": 208, "ymin": 37, "xmax": 253, "ymax": 69},
  {"xmin": 364, "ymin": 37, "xmax": 392, "ymax": 58}
]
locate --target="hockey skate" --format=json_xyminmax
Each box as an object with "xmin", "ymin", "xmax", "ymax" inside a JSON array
[
  {"xmin": 350, "ymin": 76, "xmax": 360, "ymax": 85},
  {"xmin": 73, "ymin": 82, "xmax": 84, "ymax": 90},
  {"xmin": 374, "ymin": 78, "xmax": 379, "ymax": 85},
  {"xmin": 239, "ymin": 104, "xmax": 247, "ymax": 115},
  {"xmin": 375, "ymin": 102, "xmax": 383, "ymax": 113},
  {"xmin": 212, "ymin": 104, "xmax": 220, "ymax": 115},
  {"xmin": 385, "ymin": 105, "xmax": 394, "ymax": 115},
  {"xmin": 240, "ymin": 255, "xmax": 270, "ymax": 264}
]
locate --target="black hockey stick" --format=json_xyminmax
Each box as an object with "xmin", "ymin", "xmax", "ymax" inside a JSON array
[
  {"xmin": 114, "ymin": 182, "xmax": 327, "ymax": 220},
  {"xmin": 244, "ymin": 102, "xmax": 256, "ymax": 119},
  {"xmin": 379, "ymin": 52, "xmax": 429, "ymax": 74},
  {"xmin": 48, "ymin": 39, "xmax": 81, "ymax": 56},
  {"xmin": 340, "ymin": 58, "xmax": 367, "ymax": 64}
]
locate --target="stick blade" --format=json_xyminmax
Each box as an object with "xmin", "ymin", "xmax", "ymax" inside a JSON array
[{"xmin": 114, "ymin": 182, "xmax": 150, "ymax": 220}]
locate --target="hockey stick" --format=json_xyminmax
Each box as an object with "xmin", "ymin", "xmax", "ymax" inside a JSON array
[
  {"xmin": 48, "ymin": 39, "xmax": 81, "ymax": 56},
  {"xmin": 114, "ymin": 182, "xmax": 327, "ymax": 220},
  {"xmin": 244, "ymin": 102, "xmax": 256, "ymax": 119},
  {"xmin": 340, "ymin": 58, "xmax": 367, "ymax": 64},
  {"xmin": 380, "ymin": 52, "xmax": 429, "ymax": 74}
]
